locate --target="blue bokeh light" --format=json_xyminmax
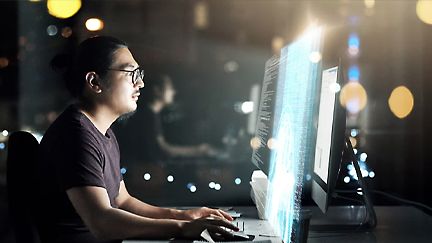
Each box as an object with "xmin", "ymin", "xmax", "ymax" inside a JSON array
[
  {"xmin": 0, "ymin": 143, "xmax": 4, "ymax": 149},
  {"xmin": 349, "ymin": 66, "xmax": 360, "ymax": 81},
  {"xmin": 120, "ymin": 168, "xmax": 127, "ymax": 174},
  {"xmin": 235, "ymin": 178, "xmax": 242, "ymax": 185},
  {"xmin": 348, "ymin": 33, "xmax": 360, "ymax": 48}
]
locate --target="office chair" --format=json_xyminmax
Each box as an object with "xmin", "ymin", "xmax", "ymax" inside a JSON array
[{"xmin": 6, "ymin": 131, "xmax": 41, "ymax": 243}]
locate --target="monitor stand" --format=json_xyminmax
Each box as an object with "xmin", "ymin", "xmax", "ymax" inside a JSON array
[{"xmin": 307, "ymin": 136, "xmax": 377, "ymax": 233}]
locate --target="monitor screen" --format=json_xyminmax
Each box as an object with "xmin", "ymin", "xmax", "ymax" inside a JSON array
[{"xmin": 252, "ymin": 24, "xmax": 325, "ymax": 242}]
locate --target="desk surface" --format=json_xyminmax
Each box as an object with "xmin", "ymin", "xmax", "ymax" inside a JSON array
[{"xmin": 125, "ymin": 206, "xmax": 432, "ymax": 243}]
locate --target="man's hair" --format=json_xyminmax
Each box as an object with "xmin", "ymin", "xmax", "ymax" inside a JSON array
[
  {"xmin": 142, "ymin": 74, "xmax": 172, "ymax": 103},
  {"xmin": 50, "ymin": 36, "xmax": 128, "ymax": 98}
]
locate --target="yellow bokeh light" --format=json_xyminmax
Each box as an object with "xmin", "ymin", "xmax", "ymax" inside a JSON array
[
  {"xmin": 349, "ymin": 137, "xmax": 357, "ymax": 148},
  {"xmin": 267, "ymin": 138, "xmax": 278, "ymax": 150},
  {"xmin": 309, "ymin": 52, "xmax": 322, "ymax": 63},
  {"xmin": 47, "ymin": 0, "xmax": 81, "ymax": 19},
  {"xmin": 86, "ymin": 18, "xmax": 103, "ymax": 31},
  {"xmin": 194, "ymin": 2, "xmax": 209, "ymax": 29},
  {"xmin": 340, "ymin": 82, "xmax": 367, "ymax": 114},
  {"xmin": 250, "ymin": 137, "xmax": 261, "ymax": 150},
  {"xmin": 0, "ymin": 57, "xmax": 9, "ymax": 68},
  {"xmin": 365, "ymin": 0, "xmax": 375, "ymax": 8},
  {"xmin": 29, "ymin": 0, "xmax": 42, "ymax": 2},
  {"xmin": 417, "ymin": 0, "xmax": 432, "ymax": 25},
  {"xmin": 388, "ymin": 86, "xmax": 414, "ymax": 119}
]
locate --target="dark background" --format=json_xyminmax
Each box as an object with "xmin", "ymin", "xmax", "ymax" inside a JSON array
[{"xmin": 1, "ymin": 0, "xmax": 432, "ymax": 242}]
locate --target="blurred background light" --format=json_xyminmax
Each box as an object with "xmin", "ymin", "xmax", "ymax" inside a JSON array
[
  {"xmin": 0, "ymin": 57, "xmax": 9, "ymax": 68},
  {"xmin": 365, "ymin": 0, "xmax": 375, "ymax": 8},
  {"xmin": 241, "ymin": 101, "xmax": 253, "ymax": 114},
  {"xmin": 61, "ymin": 27, "xmax": 72, "ymax": 38},
  {"xmin": 348, "ymin": 66, "xmax": 360, "ymax": 81},
  {"xmin": 47, "ymin": 0, "xmax": 81, "ymax": 19},
  {"xmin": 348, "ymin": 33, "xmax": 360, "ymax": 50},
  {"xmin": 417, "ymin": 0, "xmax": 432, "ymax": 25},
  {"xmin": 353, "ymin": 148, "xmax": 358, "ymax": 154},
  {"xmin": 250, "ymin": 137, "xmax": 261, "ymax": 149},
  {"xmin": 215, "ymin": 183, "xmax": 221, "ymax": 190},
  {"xmin": 29, "ymin": 0, "xmax": 42, "ymax": 2},
  {"xmin": 209, "ymin": 181, "xmax": 215, "ymax": 188},
  {"xmin": 348, "ymin": 47, "xmax": 359, "ymax": 56},
  {"xmin": 272, "ymin": 36, "xmax": 284, "ymax": 54},
  {"xmin": 329, "ymin": 83, "xmax": 341, "ymax": 93},
  {"xmin": 344, "ymin": 176, "xmax": 350, "ymax": 183},
  {"xmin": 349, "ymin": 136, "xmax": 357, "ymax": 148},
  {"xmin": 267, "ymin": 138, "xmax": 277, "ymax": 150},
  {"xmin": 360, "ymin": 152, "xmax": 368, "ymax": 161},
  {"xmin": 369, "ymin": 171, "xmax": 375, "ymax": 178},
  {"xmin": 350, "ymin": 129, "xmax": 358, "ymax": 137},
  {"xmin": 309, "ymin": 52, "xmax": 322, "ymax": 63},
  {"xmin": 190, "ymin": 185, "xmax": 197, "ymax": 193},
  {"xmin": 388, "ymin": 86, "xmax": 414, "ymax": 119},
  {"xmin": 2, "ymin": 130, "xmax": 8, "ymax": 137},
  {"xmin": 224, "ymin": 61, "xmax": 239, "ymax": 73},
  {"xmin": 144, "ymin": 173, "xmax": 151, "ymax": 180},
  {"xmin": 347, "ymin": 164, "xmax": 354, "ymax": 170},
  {"xmin": 120, "ymin": 168, "xmax": 127, "ymax": 174},
  {"xmin": 194, "ymin": 2, "xmax": 209, "ymax": 29},
  {"xmin": 47, "ymin": 25, "xmax": 58, "ymax": 36},
  {"xmin": 0, "ymin": 143, "xmax": 4, "ymax": 150},
  {"xmin": 86, "ymin": 18, "xmax": 104, "ymax": 31},
  {"xmin": 340, "ymin": 82, "xmax": 367, "ymax": 114},
  {"xmin": 167, "ymin": 175, "xmax": 174, "ymax": 182},
  {"xmin": 361, "ymin": 169, "xmax": 368, "ymax": 177},
  {"xmin": 306, "ymin": 174, "xmax": 311, "ymax": 181},
  {"xmin": 235, "ymin": 178, "xmax": 241, "ymax": 185}
]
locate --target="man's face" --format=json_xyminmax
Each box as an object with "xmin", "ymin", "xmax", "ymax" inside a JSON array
[{"xmin": 101, "ymin": 48, "xmax": 144, "ymax": 116}]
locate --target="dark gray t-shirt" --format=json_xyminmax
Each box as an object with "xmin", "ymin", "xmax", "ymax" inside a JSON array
[{"xmin": 37, "ymin": 105, "xmax": 123, "ymax": 243}]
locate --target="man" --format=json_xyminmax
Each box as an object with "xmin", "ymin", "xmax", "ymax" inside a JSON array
[
  {"xmin": 116, "ymin": 74, "xmax": 215, "ymax": 163},
  {"xmin": 37, "ymin": 36, "xmax": 238, "ymax": 243}
]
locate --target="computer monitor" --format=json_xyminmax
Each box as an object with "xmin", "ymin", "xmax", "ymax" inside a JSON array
[
  {"xmin": 252, "ymin": 23, "xmax": 326, "ymax": 242},
  {"xmin": 311, "ymin": 64, "xmax": 346, "ymax": 213}
]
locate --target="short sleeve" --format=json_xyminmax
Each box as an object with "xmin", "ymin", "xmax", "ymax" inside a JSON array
[{"xmin": 52, "ymin": 128, "xmax": 106, "ymax": 191}]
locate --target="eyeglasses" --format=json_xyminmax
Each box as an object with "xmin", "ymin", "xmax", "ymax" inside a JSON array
[{"xmin": 108, "ymin": 68, "xmax": 145, "ymax": 85}]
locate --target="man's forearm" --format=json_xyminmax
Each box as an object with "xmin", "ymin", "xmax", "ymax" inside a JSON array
[
  {"xmin": 93, "ymin": 207, "xmax": 184, "ymax": 240},
  {"xmin": 120, "ymin": 196, "xmax": 185, "ymax": 220}
]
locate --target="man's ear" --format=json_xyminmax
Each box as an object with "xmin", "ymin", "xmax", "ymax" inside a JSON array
[{"xmin": 85, "ymin": 72, "xmax": 102, "ymax": 93}]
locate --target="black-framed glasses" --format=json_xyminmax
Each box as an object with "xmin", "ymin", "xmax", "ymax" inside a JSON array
[{"xmin": 108, "ymin": 68, "xmax": 145, "ymax": 85}]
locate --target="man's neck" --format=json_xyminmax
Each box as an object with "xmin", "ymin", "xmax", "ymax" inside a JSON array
[
  {"xmin": 148, "ymin": 101, "xmax": 164, "ymax": 114},
  {"xmin": 74, "ymin": 102, "xmax": 117, "ymax": 136}
]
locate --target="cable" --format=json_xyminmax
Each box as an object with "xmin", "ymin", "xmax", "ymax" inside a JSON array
[{"xmin": 335, "ymin": 189, "xmax": 432, "ymax": 214}]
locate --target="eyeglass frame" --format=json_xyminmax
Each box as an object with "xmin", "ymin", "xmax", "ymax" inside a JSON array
[{"xmin": 107, "ymin": 67, "xmax": 145, "ymax": 85}]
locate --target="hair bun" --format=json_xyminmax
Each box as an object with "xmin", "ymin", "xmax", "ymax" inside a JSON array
[{"xmin": 50, "ymin": 53, "xmax": 73, "ymax": 72}]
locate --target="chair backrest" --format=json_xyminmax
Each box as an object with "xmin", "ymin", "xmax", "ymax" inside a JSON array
[{"xmin": 6, "ymin": 131, "xmax": 41, "ymax": 243}]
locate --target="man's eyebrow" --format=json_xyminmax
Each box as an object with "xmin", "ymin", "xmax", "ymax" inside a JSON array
[{"xmin": 119, "ymin": 63, "xmax": 140, "ymax": 70}]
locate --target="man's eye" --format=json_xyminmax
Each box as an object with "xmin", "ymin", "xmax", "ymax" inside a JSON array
[{"xmin": 125, "ymin": 71, "xmax": 133, "ymax": 76}]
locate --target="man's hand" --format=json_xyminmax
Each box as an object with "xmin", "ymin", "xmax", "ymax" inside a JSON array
[
  {"xmin": 180, "ymin": 214, "xmax": 239, "ymax": 240},
  {"xmin": 180, "ymin": 207, "xmax": 233, "ymax": 221}
]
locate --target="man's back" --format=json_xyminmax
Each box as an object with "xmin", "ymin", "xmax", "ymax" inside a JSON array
[{"xmin": 36, "ymin": 105, "xmax": 122, "ymax": 243}]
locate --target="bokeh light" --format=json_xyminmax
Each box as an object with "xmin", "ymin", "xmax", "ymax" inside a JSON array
[
  {"xmin": 167, "ymin": 175, "xmax": 174, "ymax": 182},
  {"xmin": 417, "ymin": 0, "xmax": 432, "ymax": 25},
  {"xmin": 144, "ymin": 173, "xmax": 151, "ymax": 180},
  {"xmin": 350, "ymin": 129, "xmax": 358, "ymax": 137},
  {"xmin": 309, "ymin": 52, "xmax": 322, "ymax": 63},
  {"xmin": 0, "ymin": 58, "xmax": 9, "ymax": 69},
  {"xmin": 272, "ymin": 36, "xmax": 284, "ymax": 54},
  {"xmin": 348, "ymin": 66, "xmax": 360, "ymax": 81},
  {"xmin": 47, "ymin": 25, "xmax": 58, "ymax": 36},
  {"xmin": 365, "ymin": 0, "xmax": 375, "ymax": 8},
  {"xmin": 0, "ymin": 143, "xmax": 4, "ymax": 150},
  {"xmin": 344, "ymin": 176, "xmax": 350, "ymax": 183},
  {"xmin": 194, "ymin": 2, "xmax": 209, "ymax": 29},
  {"xmin": 340, "ymin": 82, "xmax": 367, "ymax": 114},
  {"xmin": 241, "ymin": 101, "xmax": 253, "ymax": 114},
  {"xmin": 348, "ymin": 33, "xmax": 360, "ymax": 50},
  {"xmin": 329, "ymin": 83, "xmax": 341, "ymax": 93},
  {"xmin": 235, "ymin": 178, "xmax": 242, "ymax": 185},
  {"xmin": 349, "ymin": 136, "xmax": 357, "ymax": 148},
  {"xmin": 369, "ymin": 171, "xmax": 375, "ymax": 178},
  {"xmin": 62, "ymin": 27, "xmax": 73, "ymax": 38},
  {"xmin": 120, "ymin": 168, "xmax": 127, "ymax": 174},
  {"xmin": 86, "ymin": 18, "xmax": 104, "ymax": 31},
  {"xmin": 47, "ymin": 0, "xmax": 81, "ymax": 19},
  {"xmin": 224, "ymin": 61, "xmax": 239, "ymax": 73},
  {"xmin": 215, "ymin": 183, "xmax": 221, "ymax": 190},
  {"xmin": 388, "ymin": 86, "xmax": 414, "ymax": 119},
  {"xmin": 250, "ymin": 137, "xmax": 261, "ymax": 149},
  {"xmin": 267, "ymin": 138, "xmax": 277, "ymax": 150},
  {"xmin": 209, "ymin": 181, "xmax": 215, "ymax": 188}
]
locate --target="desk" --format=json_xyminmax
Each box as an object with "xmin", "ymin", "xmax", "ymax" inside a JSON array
[{"xmin": 125, "ymin": 206, "xmax": 432, "ymax": 243}]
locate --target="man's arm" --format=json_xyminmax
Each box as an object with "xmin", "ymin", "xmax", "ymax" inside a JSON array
[
  {"xmin": 157, "ymin": 135, "xmax": 213, "ymax": 158},
  {"xmin": 115, "ymin": 181, "xmax": 233, "ymax": 221},
  {"xmin": 67, "ymin": 186, "xmax": 238, "ymax": 240},
  {"xmin": 115, "ymin": 180, "xmax": 183, "ymax": 219}
]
